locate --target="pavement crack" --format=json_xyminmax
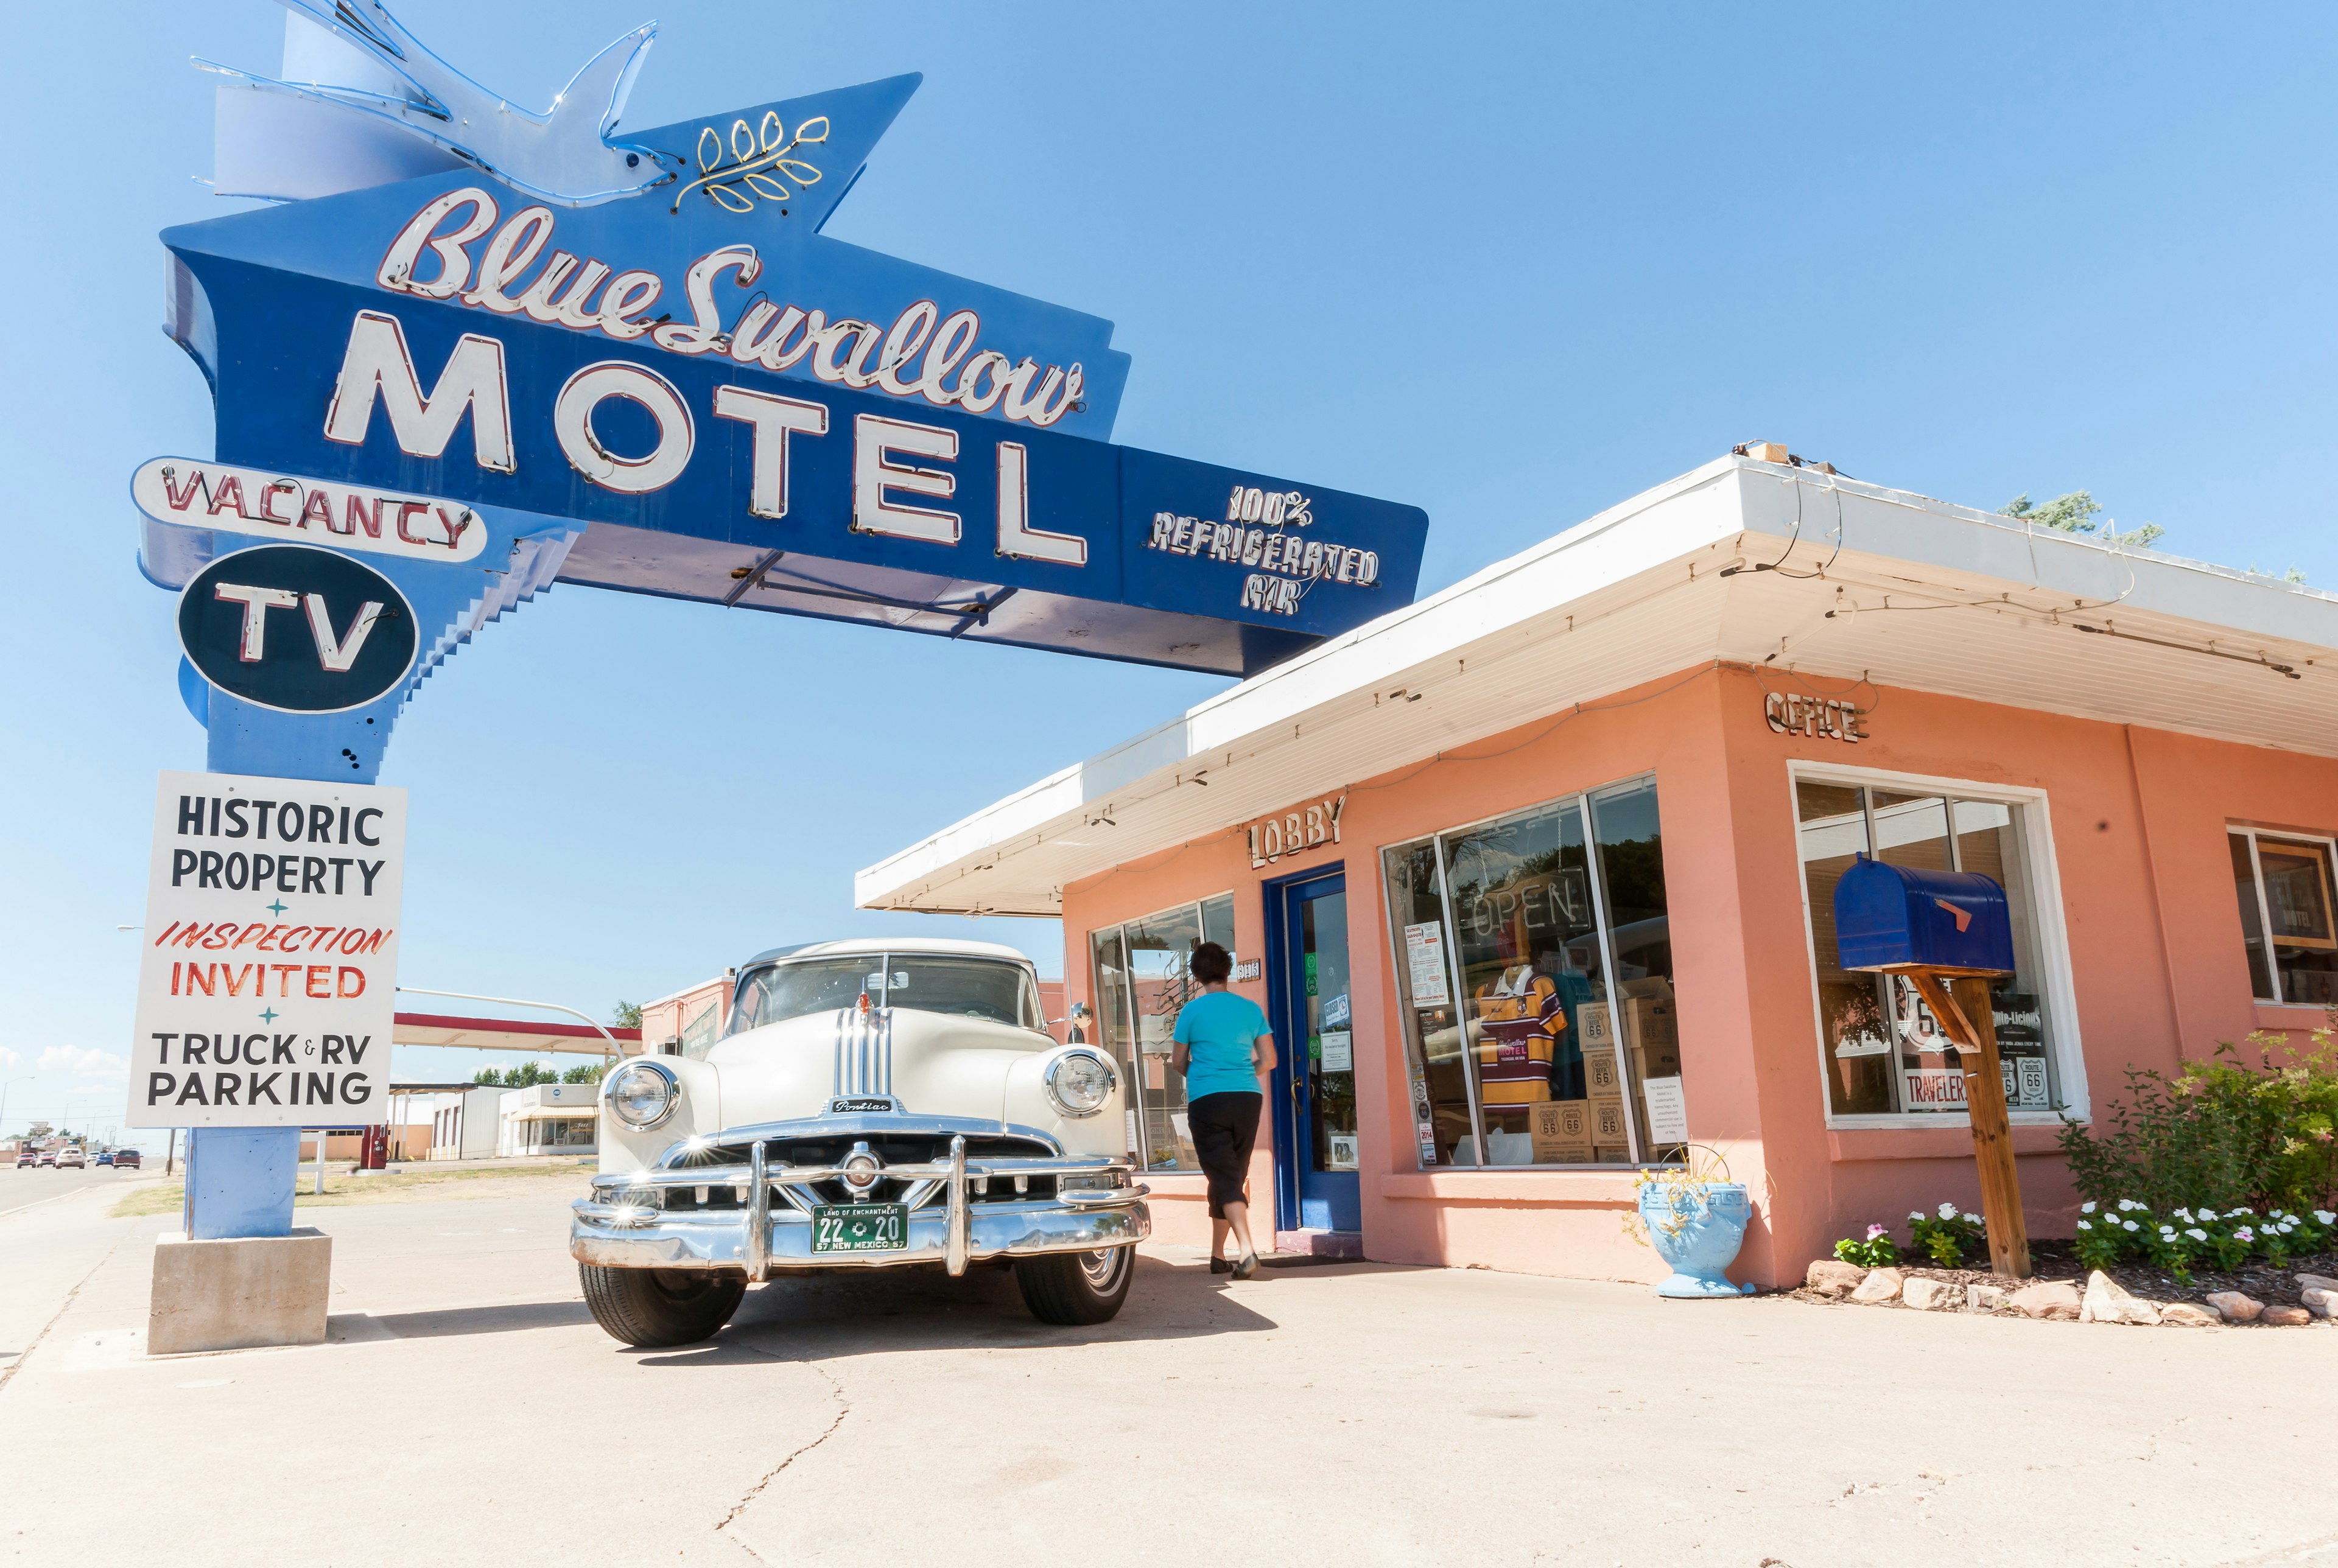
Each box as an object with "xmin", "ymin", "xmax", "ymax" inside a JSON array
[
  {"xmin": 0, "ymin": 1216, "xmax": 137, "ymax": 1398},
  {"xmin": 715, "ymin": 1360, "xmax": 848, "ymax": 1553}
]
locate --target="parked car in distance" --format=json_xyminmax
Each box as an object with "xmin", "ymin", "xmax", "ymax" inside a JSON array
[
  {"xmin": 37, "ymin": 1149, "xmax": 57, "ymax": 1167},
  {"xmin": 574, "ymin": 938, "xmax": 1148, "ymax": 1348},
  {"xmin": 94, "ymin": 1150, "xmax": 114, "ymax": 1167},
  {"xmin": 13, "ymin": 1149, "xmax": 33, "ymax": 1167},
  {"xmin": 55, "ymin": 1147, "xmax": 85, "ymax": 1168},
  {"xmin": 113, "ymin": 1147, "xmax": 142, "ymax": 1170}
]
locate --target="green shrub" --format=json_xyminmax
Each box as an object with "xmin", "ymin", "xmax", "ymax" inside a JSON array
[
  {"xmin": 1833, "ymin": 1224, "xmax": 1899, "ymax": 1268},
  {"xmin": 1908, "ymin": 1203, "xmax": 1987, "ymax": 1266},
  {"xmin": 2058, "ymin": 1029, "xmax": 2338, "ymax": 1215}
]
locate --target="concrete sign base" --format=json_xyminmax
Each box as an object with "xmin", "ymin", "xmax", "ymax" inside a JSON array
[{"xmin": 149, "ymin": 1228, "xmax": 331, "ymax": 1354}]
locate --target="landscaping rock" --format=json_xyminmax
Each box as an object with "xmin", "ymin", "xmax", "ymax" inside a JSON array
[
  {"xmin": 2081, "ymin": 1270, "xmax": 2163, "ymax": 1326},
  {"xmin": 1965, "ymin": 1284, "xmax": 2007, "ymax": 1313},
  {"xmin": 2158, "ymin": 1303, "xmax": 2219, "ymax": 1327},
  {"xmin": 1805, "ymin": 1259, "xmax": 1867, "ymax": 1298},
  {"xmin": 2009, "ymin": 1280, "xmax": 2081, "ymax": 1320},
  {"xmin": 2302, "ymin": 1287, "xmax": 2336, "ymax": 1320},
  {"xmin": 2205, "ymin": 1291, "xmax": 2264, "ymax": 1323},
  {"xmin": 1902, "ymin": 1277, "xmax": 1956, "ymax": 1311},
  {"xmin": 2294, "ymin": 1273, "xmax": 2338, "ymax": 1294},
  {"xmin": 1849, "ymin": 1267, "xmax": 1905, "ymax": 1304},
  {"xmin": 2259, "ymin": 1305, "xmax": 2312, "ymax": 1327}
]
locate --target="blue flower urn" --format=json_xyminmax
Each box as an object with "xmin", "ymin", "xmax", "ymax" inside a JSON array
[{"xmin": 1638, "ymin": 1181, "xmax": 1755, "ymax": 1298}]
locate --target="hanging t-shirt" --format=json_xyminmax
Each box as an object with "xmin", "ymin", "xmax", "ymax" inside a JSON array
[
  {"xmin": 1173, "ymin": 990, "xmax": 1270, "ymax": 1101},
  {"xmin": 1473, "ymin": 965, "xmax": 1566, "ymax": 1105}
]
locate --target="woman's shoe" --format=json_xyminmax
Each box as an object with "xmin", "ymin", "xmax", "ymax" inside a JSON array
[
  {"xmin": 1232, "ymin": 1251, "xmax": 1262, "ymax": 1280},
  {"xmin": 1210, "ymin": 1256, "xmax": 1232, "ymax": 1275}
]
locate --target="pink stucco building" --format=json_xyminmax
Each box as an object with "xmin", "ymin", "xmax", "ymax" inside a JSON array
[{"xmin": 857, "ymin": 450, "xmax": 2338, "ymax": 1289}]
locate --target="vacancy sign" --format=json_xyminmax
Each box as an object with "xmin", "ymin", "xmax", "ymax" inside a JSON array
[{"xmin": 127, "ymin": 771, "xmax": 405, "ymax": 1128}]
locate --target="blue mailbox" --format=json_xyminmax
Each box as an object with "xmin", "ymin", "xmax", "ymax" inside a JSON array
[{"xmin": 1833, "ymin": 855, "xmax": 2015, "ymax": 974}]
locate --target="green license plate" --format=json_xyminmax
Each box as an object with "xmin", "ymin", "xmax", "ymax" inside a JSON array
[{"xmin": 811, "ymin": 1203, "xmax": 908, "ymax": 1253}]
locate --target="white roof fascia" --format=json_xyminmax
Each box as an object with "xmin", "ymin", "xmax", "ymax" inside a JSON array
[{"xmin": 858, "ymin": 455, "xmax": 2338, "ymax": 912}]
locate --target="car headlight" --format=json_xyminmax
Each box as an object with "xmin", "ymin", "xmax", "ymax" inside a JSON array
[
  {"xmin": 1044, "ymin": 1050, "xmax": 1116, "ymax": 1118},
  {"xmin": 605, "ymin": 1060, "xmax": 679, "ymax": 1130}
]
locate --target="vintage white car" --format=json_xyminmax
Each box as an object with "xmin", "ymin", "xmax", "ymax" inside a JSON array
[{"xmin": 572, "ymin": 938, "xmax": 1149, "ymax": 1346}]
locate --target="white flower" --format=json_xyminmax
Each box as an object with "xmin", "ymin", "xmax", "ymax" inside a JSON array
[
  {"xmin": 2315, "ymin": 1211, "xmax": 2336, "ymax": 1225},
  {"xmin": 2080, "ymin": 1201, "xmax": 2097, "ymax": 1214},
  {"xmin": 2186, "ymin": 1228, "xmax": 2208, "ymax": 1242},
  {"xmin": 2174, "ymin": 1208, "xmax": 2193, "ymax": 1222},
  {"xmin": 2235, "ymin": 1227, "xmax": 2256, "ymax": 1243},
  {"xmin": 2077, "ymin": 1219, "xmax": 2093, "ymax": 1231},
  {"xmin": 1909, "ymin": 1210, "xmax": 1924, "ymax": 1222},
  {"xmin": 2159, "ymin": 1226, "xmax": 2176, "ymax": 1236},
  {"xmin": 2123, "ymin": 1220, "xmax": 2138, "ymax": 1231},
  {"xmin": 2228, "ymin": 1208, "xmax": 2252, "ymax": 1218},
  {"xmin": 1963, "ymin": 1212, "xmax": 1982, "ymax": 1225},
  {"xmin": 1939, "ymin": 1202, "xmax": 1957, "ymax": 1219}
]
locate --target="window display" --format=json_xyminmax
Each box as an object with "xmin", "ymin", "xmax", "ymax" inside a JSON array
[
  {"xmin": 2229, "ymin": 828, "xmax": 2338, "ymax": 1006},
  {"xmin": 1381, "ymin": 774, "xmax": 1681, "ymax": 1167},
  {"xmin": 1089, "ymin": 893, "xmax": 1238, "ymax": 1171},
  {"xmin": 1796, "ymin": 775, "xmax": 2065, "ymax": 1118}
]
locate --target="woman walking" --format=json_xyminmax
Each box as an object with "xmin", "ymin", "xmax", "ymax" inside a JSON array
[{"xmin": 1170, "ymin": 940, "xmax": 1277, "ymax": 1279}]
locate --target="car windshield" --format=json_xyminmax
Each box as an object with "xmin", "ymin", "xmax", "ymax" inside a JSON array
[{"xmin": 726, "ymin": 955, "xmax": 1046, "ymax": 1042}]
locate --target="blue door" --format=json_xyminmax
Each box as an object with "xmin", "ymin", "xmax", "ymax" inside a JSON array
[{"xmin": 1268, "ymin": 871, "xmax": 1361, "ymax": 1233}]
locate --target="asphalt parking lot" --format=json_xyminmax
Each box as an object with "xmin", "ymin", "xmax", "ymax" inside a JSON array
[{"xmin": 2, "ymin": 1174, "xmax": 2334, "ymax": 1567}]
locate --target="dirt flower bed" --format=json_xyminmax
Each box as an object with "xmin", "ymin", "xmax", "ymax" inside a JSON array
[{"xmin": 1788, "ymin": 1239, "xmax": 2338, "ymax": 1325}]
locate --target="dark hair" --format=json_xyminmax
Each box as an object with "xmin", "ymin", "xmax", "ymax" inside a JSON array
[{"xmin": 1190, "ymin": 940, "xmax": 1232, "ymax": 985}]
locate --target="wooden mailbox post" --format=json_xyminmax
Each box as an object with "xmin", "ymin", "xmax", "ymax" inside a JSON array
[{"xmin": 1834, "ymin": 857, "xmax": 2031, "ymax": 1279}]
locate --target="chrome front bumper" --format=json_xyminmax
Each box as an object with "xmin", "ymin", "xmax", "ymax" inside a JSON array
[{"xmin": 569, "ymin": 1134, "xmax": 1150, "ymax": 1278}]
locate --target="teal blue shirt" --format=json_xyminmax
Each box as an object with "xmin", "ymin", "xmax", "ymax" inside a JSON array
[{"xmin": 1173, "ymin": 990, "xmax": 1269, "ymax": 1100}]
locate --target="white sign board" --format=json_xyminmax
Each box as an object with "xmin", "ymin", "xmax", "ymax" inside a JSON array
[
  {"xmin": 1319, "ymin": 1030, "xmax": 1353, "ymax": 1073},
  {"xmin": 1640, "ymin": 1075, "xmax": 1690, "ymax": 1144},
  {"xmin": 1403, "ymin": 921, "xmax": 1450, "ymax": 1006},
  {"xmin": 127, "ymin": 771, "xmax": 405, "ymax": 1128}
]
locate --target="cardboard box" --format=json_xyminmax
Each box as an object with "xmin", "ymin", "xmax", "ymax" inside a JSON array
[
  {"xmin": 1592, "ymin": 1098, "xmax": 1629, "ymax": 1145},
  {"xmin": 1575, "ymin": 1001, "xmax": 1613, "ymax": 1051},
  {"xmin": 1593, "ymin": 1146, "xmax": 1631, "ymax": 1164},
  {"xmin": 1622, "ymin": 996, "xmax": 1677, "ymax": 1051},
  {"xmin": 1528, "ymin": 1100, "xmax": 1595, "ymax": 1163},
  {"xmin": 1582, "ymin": 1045, "xmax": 1623, "ymax": 1100},
  {"xmin": 1631, "ymin": 1042, "xmax": 1682, "ymax": 1080}
]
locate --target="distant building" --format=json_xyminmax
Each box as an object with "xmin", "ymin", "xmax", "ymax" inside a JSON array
[{"xmin": 496, "ymin": 1082, "xmax": 599, "ymax": 1157}]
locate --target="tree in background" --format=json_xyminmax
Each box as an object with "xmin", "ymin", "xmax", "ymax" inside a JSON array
[
  {"xmin": 562, "ymin": 1061, "xmax": 608, "ymax": 1084},
  {"xmin": 611, "ymin": 999, "xmax": 644, "ymax": 1029},
  {"xmin": 472, "ymin": 1061, "xmax": 560, "ymax": 1088},
  {"xmin": 1999, "ymin": 490, "xmax": 2165, "ymax": 550}
]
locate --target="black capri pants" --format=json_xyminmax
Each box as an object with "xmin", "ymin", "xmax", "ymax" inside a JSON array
[{"xmin": 1187, "ymin": 1091, "xmax": 1262, "ymax": 1217}]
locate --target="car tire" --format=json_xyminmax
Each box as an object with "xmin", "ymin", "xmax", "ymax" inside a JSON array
[
  {"xmin": 1014, "ymin": 1246, "xmax": 1134, "ymax": 1326},
  {"xmin": 578, "ymin": 1264, "xmax": 746, "ymax": 1348}
]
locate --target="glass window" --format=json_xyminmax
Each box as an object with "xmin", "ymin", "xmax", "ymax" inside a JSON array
[
  {"xmin": 1385, "ymin": 842, "xmax": 1473, "ymax": 1166},
  {"xmin": 1381, "ymin": 774, "xmax": 1677, "ymax": 1168},
  {"xmin": 2230, "ymin": 829, "xmax": 2338, "ymax": 1006},
  {"xmin": 1591, "ymin": 779, "xmax": 1683, "ymax": 1163},
  {"xmin": 1797, "ymin": 777, "xmax": 2066, "ymax": 1118},
  {"xmin": 727, "ymin": 956, "xmax": 1045, "ymax": 1035},
  {"xmin": 1088, "ymin": 893, "xmax": 1237, "ymax": 1172}
]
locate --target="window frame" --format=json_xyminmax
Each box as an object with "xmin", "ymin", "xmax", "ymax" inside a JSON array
[
  {"xmin": 2230, "ymin": 824, "xmax": 2338, "ymax": 1006},
  {"xmin": 1374, "ymin": 771, "xmax": 1667, "ymax": 1171},
  {"xmin": 1789, "ymin": 760, "xmax": 2088, "ymax": 1130},
  {"xmin": 1088, "ymin": 892, "xmax": 1237, "ymax": 1172}
]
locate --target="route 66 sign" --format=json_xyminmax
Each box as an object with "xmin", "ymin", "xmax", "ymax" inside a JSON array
[{"xmin": 177, "ymin": 545, "xmax": 418, "ymax": 713}]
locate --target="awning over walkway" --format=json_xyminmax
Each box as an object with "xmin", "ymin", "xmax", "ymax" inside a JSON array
[
  {"xmin": 857, "ymin": 451, "xmax": 2338, "ymax": 916},
  {"xmin": 391, "ymin": 1012, "xmax": 641, "ymax": 1057}
]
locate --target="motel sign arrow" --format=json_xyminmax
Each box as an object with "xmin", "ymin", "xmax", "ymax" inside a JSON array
[{"xmin": 138, "ymin": 2, "xmax": 1430, "ymax": 755}]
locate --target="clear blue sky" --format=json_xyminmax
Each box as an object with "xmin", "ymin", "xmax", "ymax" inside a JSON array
[{"xmin": 7, "ymin": 3, "xmax": 2336, "ymax": 1143}]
